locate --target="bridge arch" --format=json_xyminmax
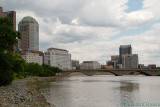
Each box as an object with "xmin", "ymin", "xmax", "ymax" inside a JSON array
[{"xmin": 63, "ymin": 69, "xmax": 160, "ymax": 76}]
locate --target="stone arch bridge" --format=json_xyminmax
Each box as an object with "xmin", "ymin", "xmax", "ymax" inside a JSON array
[{"xmin": 63, "ymin": 69, "xmax": 160, "ymax": 76}]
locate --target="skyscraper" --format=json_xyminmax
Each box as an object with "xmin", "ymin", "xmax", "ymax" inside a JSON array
[
  {"xmin": 118, "ymin": 45, "xmax": 139, "ymax": 69},
  {"xmin": 119, "ymin": 45, "xmax": 132, "ymax": 56},
  {"xmin": 122, "ymin": 54, "xmax": 139, "ymax": 68},
  {"xmin": 18, "ymin": 16, "xmax": 39, "ymax": 52},
  {"xmin": 0, "ymin": 7, "xmax": 16, "ymax": 31},
  {"xmin": 119, "ymin": 45, "xmax": 132, "ymax": 64}
]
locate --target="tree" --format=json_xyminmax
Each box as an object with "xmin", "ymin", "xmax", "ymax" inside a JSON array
[
  {"xmin": 0, "ymin": 17, "xmax": 20, "ymax": 86},
  {"xmin": 0, "ymin": 52, "xmax": 13, "ymax": 85},
  {"xmin": 24, "ymin": 63, "xmax": 44, "ymax": 76},
  {"xmin": 42, "ymin": 64, "xmax": 56, "ymax": 77},
  {"xmin": 11, "ymin": 54, "xmax": 26, "ymax": 78},
  {"xmin": 0, "ymin": 17, "xmax": 20, "ymax": 52}
]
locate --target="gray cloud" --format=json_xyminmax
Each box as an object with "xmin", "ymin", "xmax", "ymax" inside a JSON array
[{"xmin": 1, "ymin": 0, "xmax": 160, "ymax": 65}]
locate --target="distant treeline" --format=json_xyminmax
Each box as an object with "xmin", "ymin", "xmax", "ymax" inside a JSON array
[{"xmin": 0, "ymin": 17, "xmax": 62, "ymax": 86}]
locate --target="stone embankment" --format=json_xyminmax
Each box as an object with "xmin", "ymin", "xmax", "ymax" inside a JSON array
[{"xmin": 0, "ymin": 77, "xmax": 55, "ymax": 107}]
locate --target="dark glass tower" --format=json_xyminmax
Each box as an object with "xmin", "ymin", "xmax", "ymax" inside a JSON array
[{"xmin": 119, "ymin": 45, "xmax": 132, "ymax": 64}]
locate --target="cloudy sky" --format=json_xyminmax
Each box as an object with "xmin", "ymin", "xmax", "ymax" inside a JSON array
[{"xmin": 1, "ymin": 0, "xmax": 160, "ymax": 65}]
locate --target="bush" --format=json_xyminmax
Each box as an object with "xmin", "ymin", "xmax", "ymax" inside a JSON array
[
  {"xmin": 24, "ymin": 63, "xmax": 44, "ymax": 76},
  {"xmin": 24, "ymin": 63, "xmax": 62, "ymax": 77},
  {"xmin": 41, "ymin": 64, "xmax": 61, "ymax": 77},
  {"xmin": 0, "ymin": 69, "xmax": 13, "ymax": 86}
]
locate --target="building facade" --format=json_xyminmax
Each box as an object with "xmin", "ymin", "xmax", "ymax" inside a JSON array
[
  {"xmin": 122, "ymin": 54, "xmax": 139, "ymax": 69},
  {"xmin": 72, "ymin": 60, "xmax": 80, "ymax": 70},
  {"xmin": 0, "ymin": 7, "xmax": 16, "ymax": 31},
  {"xmin": 119, "ymin": 45, "xmax": 132, "ymax": 64},
  {"xmin": 119, "ymin": 45, "xmax": 132, "ymax": 55},
  {"xmin": 148, "ymin": 64, "xmax": 156, "ymax": 69},
  {"xmin": 101, "ymin": 65, "xmax": 113, "ymax": 69},
  {"xmin": 21, "ymin": 51, "xmax": 43, "ymax": 65},
  {"xmin": 44, "ymin": 48, "xmax": 72, "ymax": 70},
  {"xmin": 111, "ymin": 55, "xmax": 119, "ymax": 69},
  {"xmin": 18, "ymin": 16, "xmax": 39, "ymax": 52},
  {"xmin": 80, "ymin": 61, "xmax": 101, "ymax": 70}
]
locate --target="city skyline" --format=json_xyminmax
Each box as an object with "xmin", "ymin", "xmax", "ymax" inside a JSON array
[{"xmin": 1, "ymin": 0, "xmax": 160, "ymax": 65}]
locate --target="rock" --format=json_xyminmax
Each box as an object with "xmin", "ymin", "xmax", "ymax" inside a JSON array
[{"xmin": 0, "ymin": 78, "xmax": 53, "ymax": 107}]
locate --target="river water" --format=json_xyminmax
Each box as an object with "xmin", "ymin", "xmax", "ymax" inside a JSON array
[{"xmin": 43, "ymin": 75, "xmax": 160, "ymax": 107}]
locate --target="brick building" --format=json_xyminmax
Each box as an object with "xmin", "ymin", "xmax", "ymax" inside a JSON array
[{"xmin": 0, "ymin": 7, "xmax": 16, "ymax": 31}]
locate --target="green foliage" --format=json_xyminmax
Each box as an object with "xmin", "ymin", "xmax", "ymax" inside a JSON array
[
  {"xmin": 11, "ymin": 54, "xmax": 26, "ymax": 79},
  {"xmin": 0, "ymin": 52, "xmax": 13, "ymax": 86},
  {"xmin": 0, "ymin": 68, "xmax": 13, "ymax": 86},
  {"xmin": 0, "ymin": 17, "xmax": 20, "ymax": 52},
  {"xmin": 40, "ymin": 64, "xmax": 61, "ymax": 77},
  {"xmin": 0, "ymin": 52, "xmax": 26, "ymax": 85},
  {"xmin": 0, "ymin": 17, "xmax": 20, "ymax": 86},
  {"xmin": 24, "ymin": 63, "xmax": 62, "ymax": 77},
  {"xmin": 24, "ymin": 63, "xmax": 44, "ymax": 76}
]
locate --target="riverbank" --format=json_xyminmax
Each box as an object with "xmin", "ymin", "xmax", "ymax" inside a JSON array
[
  {"xmin": 0, "ymin": 77, "xmax": 57, "ymax": 107},
  {"xmin": 0, "ymin": 72, "xmax": 141, "ymax": 107}
]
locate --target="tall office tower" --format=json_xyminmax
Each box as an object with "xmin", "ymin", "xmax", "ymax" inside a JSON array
[
  {"xmin": 18, "ymin": 16, "xmax": 39, "ymax": 51},
  {"xmin": 0, "ymin": 7, "xmax": 16, "ymax": 31},
  {"xmin": 119, "ymin": 45, "xmax": 132, "ymax": 55},
  {"xmin": 122, "ymin": 54, "xmax": 139, "ymax": 69},
  {"xmin": 119, "ymin": 45, "xmax": 132, "ymax": 64}
]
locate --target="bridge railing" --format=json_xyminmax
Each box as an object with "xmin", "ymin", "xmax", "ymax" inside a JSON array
[{"xmin": 64, "ymin": 68, "xmax": 160, "ymax": 72}]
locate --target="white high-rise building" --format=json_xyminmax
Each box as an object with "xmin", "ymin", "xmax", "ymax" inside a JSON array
[
  {"xmin": 18, "ymin": 16, "xmax": 39, "ymax": 51},
  {"xmin": 44, "ymin": 48, "xmax": 72, "ymax": 70}
]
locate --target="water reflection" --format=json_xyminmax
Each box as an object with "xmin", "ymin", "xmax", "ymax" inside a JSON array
[
  {"xmin": 118, "ymin": 81, "xmax": 140, "ymax": 107},
  {"xmin": 44, "ymin": 76, "xmax": 160, "ymax": 107}
]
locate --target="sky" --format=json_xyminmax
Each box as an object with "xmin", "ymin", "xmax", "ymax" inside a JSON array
[{"xmin": 1, "ymin": 0, "xmax": 160, "ymax": 65}]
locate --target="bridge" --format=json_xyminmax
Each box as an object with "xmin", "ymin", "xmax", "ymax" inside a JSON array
[{"xmin": 63, "ymin": 69, "xmax": 160, "ymax": 76}]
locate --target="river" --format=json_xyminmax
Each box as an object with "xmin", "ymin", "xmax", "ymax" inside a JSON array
[{"xmin": 41, "ymin": 75, "xmax": 160, "ymax": 107}]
